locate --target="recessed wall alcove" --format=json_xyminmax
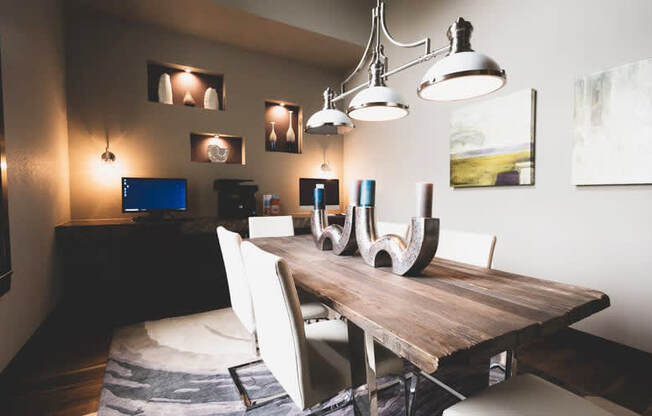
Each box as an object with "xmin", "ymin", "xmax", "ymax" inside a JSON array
[{"xmin": 147, "ymin": 61, "xmax": 225, "ymax": 111}]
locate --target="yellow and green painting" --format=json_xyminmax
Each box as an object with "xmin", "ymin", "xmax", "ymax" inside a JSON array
[{"xmin": 450, "ymin": 89, "xmax": 536, "ymax": 188}]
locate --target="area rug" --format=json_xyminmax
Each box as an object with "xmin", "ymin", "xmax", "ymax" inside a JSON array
[{"xmin": 98, "ymin": 309, "xmax": 502, "ymax": 415}]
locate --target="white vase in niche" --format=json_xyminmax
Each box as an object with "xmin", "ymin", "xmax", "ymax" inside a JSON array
[
  {"xmin": 204, "ymin": 87, "xmax": 218, "ymax": 110},
  {"xmin": 207, "ymin": 139, "xmax": 229, "ymax": 163},
  {"xmin": 183, "ymin": 89, "xmax": 196, "ymax": 107},
  {"xmin": 157, "ymin": 73, "xmax": 173, "ymax": 104},
  {"xmin": 269, "ymin": 121, "xmax": 277, "ymax": 151},
  {"xmin": 286, "ymin": 110, "xmax": 296, "ymax": 151}
]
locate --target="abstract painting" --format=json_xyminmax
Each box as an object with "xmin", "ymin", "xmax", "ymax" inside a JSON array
[
  {"xmin": 573, "ymin": 58, "xmax": 652, "ymax": 185},
  {"xmin": 450, "ymin": 89, "xmax": 536, "ymax": 188}
]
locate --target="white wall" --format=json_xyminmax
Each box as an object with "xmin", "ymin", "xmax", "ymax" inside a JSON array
[
  {"xmin": 343, "ymin": 0, "xmax": 652, "ymax": 353},
  {"xmin": 0, "ymin": 0, "xmax": 71, "ymax": 371}
]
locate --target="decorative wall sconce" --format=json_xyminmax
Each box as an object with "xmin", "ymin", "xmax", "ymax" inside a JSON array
[
  {"xmin": 305, "ymin": 0, "xmax": 506, "ymax": 132},
  {"xmin": 320, "ymin": 148, "xmax": 331, "ymax": 174},
  {"xmin": 101, "ymin": 131, "xmax": 116, "ymax": 163}
]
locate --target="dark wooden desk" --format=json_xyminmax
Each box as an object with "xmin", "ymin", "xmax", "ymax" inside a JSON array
[
  {"xmin": 252, "ymin": 234, "xmax": 610, "ymax": 415},
  {"xmin": 54, "ymin": 216, "xmax": 342, "ymax": 324}
]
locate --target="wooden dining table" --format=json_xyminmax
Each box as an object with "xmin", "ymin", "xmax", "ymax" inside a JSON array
[{"xmin": 252, "ymin": 234, "xmax": 610, "ymax": 416}]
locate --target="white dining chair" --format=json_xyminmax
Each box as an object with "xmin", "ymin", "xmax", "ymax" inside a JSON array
[
  {"xmin": 376, "ymin": 221, "xmax": 411, "ymax": 242},
  {"xmin": 409, "ymin": 228, "xmax": 498, "ymax": 414},
  {"xmin": 240, "ymin": 241, "xmax": 409, "ymax": 413},
  {"xmin": 248, "ymin": 215, "xmax": 295, "ymax": 238},
  {"xmin": 443, "ymin": 374, "xmax": 613, "ymax": 416},
  {"xmin": 218, "ymin": 226, "xmax": 329, "ymax": 328},
  {"xmin": 436, "ymin": 229, "xmax": 497, "ymax": 268}
]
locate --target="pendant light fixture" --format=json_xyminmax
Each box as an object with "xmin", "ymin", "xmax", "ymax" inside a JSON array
[
  {"xmin": 418, "ymin": 18, "xmax": 506, "ymax": 101},
  {"xmin": 305, "ymin": 88, "xmax": 355, "ymax": 135},
  {"xmin": 305, "ymin": 0, "xmax": 506, "ymax": 134}
]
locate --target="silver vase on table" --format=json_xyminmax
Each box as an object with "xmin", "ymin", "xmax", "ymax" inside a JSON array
[
  {"xmin": 310, "ymin": 205, "xmax": 357, "ymax": 255},
  {"xmin": 355, "ymin": 206, "xmax": 439, "ymax": 276}
]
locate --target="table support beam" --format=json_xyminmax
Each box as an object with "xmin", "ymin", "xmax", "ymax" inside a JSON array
[{"xmin": 364, "ymin": 332, "xmax": 378, "ymax": 416}]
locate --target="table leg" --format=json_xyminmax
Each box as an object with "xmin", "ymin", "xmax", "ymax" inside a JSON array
[
  {"xmin": 505, "ymin": 350, "xmax": 518, "ymax": 379},
  {"xmin": 364, "ymin": 332, "xmax": 378, "ymax": 415},
  {"xmin": 347, "ymin": 321, "xmax": 379, "ymax": 416}
]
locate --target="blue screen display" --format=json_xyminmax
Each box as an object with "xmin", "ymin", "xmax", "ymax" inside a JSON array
[{"xmin": 122, "ymin": 178, "xmax": 187, "ymax": 212}]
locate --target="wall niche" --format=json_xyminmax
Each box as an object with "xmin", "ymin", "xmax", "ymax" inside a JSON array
[
  {"xmin": 265, "ymin": 100, "xmax": 302, "ymax": 154},
  {"xmin": 147, "ymin": 61, "xmax": 225, "ymax": 111},
  {"xmin": 190, "ymin": 133, "xmax": 245, "ymax": 165}
]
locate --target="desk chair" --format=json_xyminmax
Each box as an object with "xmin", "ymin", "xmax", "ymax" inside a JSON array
[
  {"xmin": 240, "ymin": 241, "xmax": 410, "ymax": 413},
  {"xmin": 248, "ymin": 215, "xmax": 294, "ymax": 239}
]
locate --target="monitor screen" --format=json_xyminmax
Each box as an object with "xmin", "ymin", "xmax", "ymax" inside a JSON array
[
  {"xmin": 299, "ymin": 178, "xmax": 339, "ymax": 206},
  {"xmin": 122, "ymin": 177, "xmax": 187, "ymax": 212}
]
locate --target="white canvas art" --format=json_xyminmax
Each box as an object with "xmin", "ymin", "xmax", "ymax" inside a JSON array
[{"xmin": 573, "ymin": 58, "xmax": 652, "ymax": 185}]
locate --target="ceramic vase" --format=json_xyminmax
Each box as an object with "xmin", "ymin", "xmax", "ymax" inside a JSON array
[
  {"xmin": 157, "ymin": 73, "xmax": 173, "ymax": 104},
  {"xmin": 183, "ymin": 90, "xmax": 196, "ymax": 107},
  {"xmin": 204, "ymin": 87, "xmax": 218, "ymax": 110},
  {"xmin": 269, "ymin": 122, "xmax": 277, "ymax": 151},
  {"xmin": 207, "ymin": 140, "xmax": 228, "ymax": 163},
  {"xmin": 286, "ymin": 110, "xmax": 296, "ymax": 151}
]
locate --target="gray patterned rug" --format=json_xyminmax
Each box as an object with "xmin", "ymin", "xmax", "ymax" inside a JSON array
[{"xmin": 98, "ymin": 309, "xmax": 503, "ymax": 415}]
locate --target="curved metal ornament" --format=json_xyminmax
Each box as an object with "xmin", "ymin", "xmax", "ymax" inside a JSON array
[
  {"xmin": 310, "ymin": 205, "xmax": 358, "ymax": 255},
  {"xmin": 355, "ymin": 206, "xmax": 439, "ymax": 276}
]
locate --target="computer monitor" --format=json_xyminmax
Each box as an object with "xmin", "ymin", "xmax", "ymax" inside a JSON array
[
  {"xmin": 299, "ymin": 178, "xmax": 339, "ymax": 209},
  {"xmin": 122, "ymin": 177, "xmax": 187, "ymax": 213}
]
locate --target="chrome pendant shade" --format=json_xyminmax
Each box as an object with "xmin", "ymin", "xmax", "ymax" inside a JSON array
[
  {"xmin": 348, "ymin": 85, "xmax": 408, "ymax": 121},
  {"xmin": 418, "ymin": 18, "xmax": 506, "ymax": 101},
  {"xmin": 305, "ymin": 88, "xmax": 354, "ymax": 135},
  {"xmin": 306, "ymin": 1, "xmax": 506, "ymax": 135},
  {"xmin": 348, "ymin": 60, "xmax": 409, "ymax": 121}
]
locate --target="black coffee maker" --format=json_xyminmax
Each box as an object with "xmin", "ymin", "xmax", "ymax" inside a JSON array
[{"xmin": 213, "ymin": 179, "xmax": 258, "ymax": 219}]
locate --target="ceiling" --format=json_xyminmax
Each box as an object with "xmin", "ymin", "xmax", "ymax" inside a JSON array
[{"xmin": 66, "ymin": 0, "xmax": 368, "ymax": 73}]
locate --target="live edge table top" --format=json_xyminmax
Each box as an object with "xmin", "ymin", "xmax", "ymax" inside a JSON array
[{"xmin": 252, "ymin": 234, "xmax": 610, "ymax": 374}]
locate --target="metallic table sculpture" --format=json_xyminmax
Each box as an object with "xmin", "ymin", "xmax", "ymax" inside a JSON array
[
  {"xmin": 355, "ymin": 180, "xmax": 439, "ymax": 276},
  {"xmin": 355, "ymin": 206, "xmax": 439, "ymax": 275},
  {"xmin": 309, "ymin": 183, "xmax": 357, "ymax": 255},
  {"xmin": 309, "ymin": 179, "xmax": 440, "ymax": 276}
]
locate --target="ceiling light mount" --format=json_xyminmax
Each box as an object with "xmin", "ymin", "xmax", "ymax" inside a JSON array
[{"xmin": 306, "ymin": 0, "xmax": 506, "ymax": 133}]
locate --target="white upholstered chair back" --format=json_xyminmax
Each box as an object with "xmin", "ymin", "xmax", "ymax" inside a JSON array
[
  {"xmin": 248, "ymin": 216, "xmax": 295, "ymax": 238},
  {"xmin": 216, "ymin": 227, "xmax": 256, "ymax": 334},
  {"xmin": 241, "ymin": 241, "xmax": 311, "ymax": 408},
  {"xmin": 376, "ymin": 221, "xmax": 411, "ymax": 241},
  {"xmin": 437, "ymin": 229, "xmax": 497, "ymax": 268}
]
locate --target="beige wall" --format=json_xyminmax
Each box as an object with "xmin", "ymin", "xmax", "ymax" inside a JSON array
[
  {"xmin": 343, "ymin": 0, "xmax": 652, "ymax": 353},
  {"xmin": 66, "ymin": 13, "xmax": 344, "ymax": 219},
  {"xmin": 0, "ymin": 0, "xmax": 71, "ymax": 371},
  {"xmin": 214, "ymin": 0, "xmax": 375, "ymax": 45}
]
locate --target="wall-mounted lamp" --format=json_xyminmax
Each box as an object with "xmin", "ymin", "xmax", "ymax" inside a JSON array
[
  {"xmin": 101, "ymin": 131, "xmax": 116, "ymax": 163},
  {"xmin": 320, "ymin": 148, "xmax": 331, "ymax": 173}
]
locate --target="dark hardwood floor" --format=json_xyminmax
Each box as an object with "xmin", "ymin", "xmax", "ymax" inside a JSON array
[
  {"xmin": 0, "ymin": 307, "xmax": 112, "ymax": 416},
  {"xmin": 1, "ymin": 307, "xmax": 650, "ymax": 415}
]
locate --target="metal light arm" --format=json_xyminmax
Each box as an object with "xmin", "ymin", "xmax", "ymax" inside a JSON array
[
  {"xmin": 332, "ymin": 0, "xmax": 451, "ymax": 103},
  {"xmin": 340, "ymin": 7, "xmax": 378, "ymax": 94}
]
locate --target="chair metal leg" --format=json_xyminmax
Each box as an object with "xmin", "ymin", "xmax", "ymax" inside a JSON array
[
  {"xmin": 419, "ymin": 371, "xmax": 467, "ymax": 401},
  {"xmin": 306, "ymin": 389, "xmax": 354, "ymax": 416},
  {"xmin": 228, "ymin": 359, "xmax": 288, "ymax": 410},
  {"xmin": 409, "ymin": 372, "xmax": 419, "ymax": 416}
]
